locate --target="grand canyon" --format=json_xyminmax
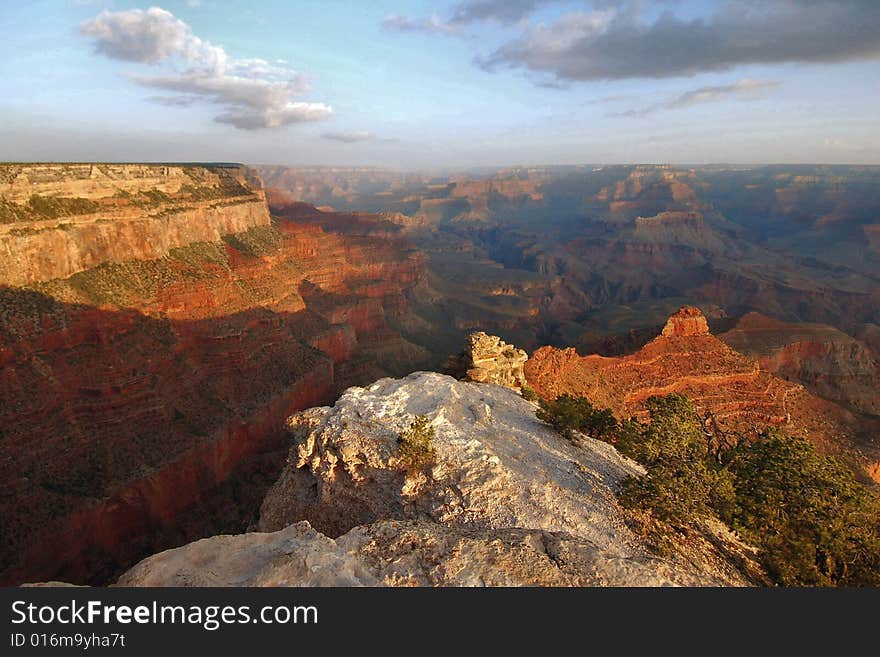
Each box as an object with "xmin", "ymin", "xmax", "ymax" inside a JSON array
[
  {"xmin": 1, "ymin": 162, "xmax": 877, "ymax": 586},
  {"xmin": 3, "ymin": 0, "xmax": 880, "ymax": 591}
]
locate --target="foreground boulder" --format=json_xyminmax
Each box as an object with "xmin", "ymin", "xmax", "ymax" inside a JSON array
[
  {"xmin": 118, "ymin": 519, "xmax": 742, "ymax": 587},
  {"xmin": 103, "ymin": 372, "xmax": 763, "ymax": 587},
  {"xmin": 259, "ymin": 372, "xmax": 641, "ymax": 547}
]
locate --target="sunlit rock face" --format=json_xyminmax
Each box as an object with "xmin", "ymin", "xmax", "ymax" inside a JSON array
[
  {"xmin": 0, "ymin": 165, "xmax": 431, "ymax": 585},
  {"xmin": 525, "ymin": 307, "xmax": 880, "ymax": 482},
  {"xmin": 720, "ymin": 312, "xmax": 880, "ymax": 417}
]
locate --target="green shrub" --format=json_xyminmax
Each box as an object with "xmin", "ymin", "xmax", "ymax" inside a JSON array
[
  {"xmin": 520, "ymin": 384, "xmax": 540, "ymax": 403},
  {"xmin": 617, "ymin": 395, "xmax": 735, "ymax": 523},
  {"xmin": 609, "ymin": 393, "xmax": 880, "ymax": 586},
  {"xmin": 724, "ymin": 431, "xmax": 880, "ymax": 586},
  {"xmin": 536, "ymin": 393, "xmax": 618, "ymax": 441},
  {"xmin": 396, "ymin": 415, "xmax": 437, "ymax": 476}
]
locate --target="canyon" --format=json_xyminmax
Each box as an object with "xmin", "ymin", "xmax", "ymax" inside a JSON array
[
  {"xmin": 262, "ymin": 163, "xmax": 880, "ymax": 411},
  {"xmin": 2, "ymin": 162, "xmax": 879, "ymax": 586},
  {"xmin": 0, "ymin": 164, "xmax": 430, "ymax": 585},
  {"xmin": 525, "ymin": 307, "xmax": 880, "ymax": 481}
]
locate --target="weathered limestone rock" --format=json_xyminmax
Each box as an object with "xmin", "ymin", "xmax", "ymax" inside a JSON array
[
  {"xmin": 446, "ymin": 332, "xmax": 528, "ymax": 388},
  {"xmin": 249, "ymin": 372, "xmax": 758, "ymax": 585},
  {"xmin": 117, "ymin": 522, "xmax": 379, "ymax": 587},
  {"xmin": 259, "ymin": 372, "xmax": 643, "ymax": 547},
  {"xmin": 661, "ymin": 306, "xmax": 710, "ymax": 337},
  {"xmin": 116, "ymin": 519, "xmax": 745, "ymax": 587}
]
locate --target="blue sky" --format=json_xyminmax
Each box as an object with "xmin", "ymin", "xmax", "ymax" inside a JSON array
[{"xmin": 1, "ymin": 0, "xmax": 878, "ymax": 168}]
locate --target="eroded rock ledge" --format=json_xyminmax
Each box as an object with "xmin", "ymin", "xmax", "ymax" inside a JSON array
[
  {"xmin": 258, "ymin": 372, "xmax": 641, "ymax": 544},
  {"xmin": 444, "ymin": 331, "xmax": 528, "ymax": 389},
  {"xmin": 117, "ymin": 519, "xmax": 739, "ymax": 587},
  {"xmin": 166, "ymin": 371, "xmax": 757, "ymax": 587}
]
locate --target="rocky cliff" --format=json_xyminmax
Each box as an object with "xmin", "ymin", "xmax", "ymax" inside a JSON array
[
  {"xmin": 0, "ymin": 164, "xmax": 270, "ymax": 286},
  {"xmin": 0, "ymin": 164, "xmax": 431, "ymax": 585},
  {"xmin": 525, "ymin": 307, "xmax": 880, "ymax": 481},
  {"xmin": 720, "ymin": 312, "xmax": 880, "ymax": 416},
  {"xmin": 444, "ymin": 331, "xmax": 528, "ymax": 388},
  {"xmin": 117, "ymin": 372, "xmax": 759, "ymax": 587}
]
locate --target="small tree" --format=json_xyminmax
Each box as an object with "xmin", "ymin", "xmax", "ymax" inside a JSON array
[
  {"xmin": 724, "ymin": 430, "xmax": 880, "ymax": 586},
  {"xmin": 520, "ymin": 383, "xmax": 540, "ymax": 403},
  {"xmin": 396, "ymin": 415, "xmax": 437, "ymax": 476},
  {"xmin": 536, "ymin": 394, "xmax": 619, "ymax": 442},
  {"xmin": 617, "ymin": 395, "xmax": 735, "ymax": 523},
  {"xmin": 611, "ymin": 393, "xmax": 880, "ymax": 586}
]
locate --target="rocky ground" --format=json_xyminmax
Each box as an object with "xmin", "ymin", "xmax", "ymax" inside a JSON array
[{"xmin": 114, "ymin": 371, "xmax": 761, "ymax": 587}]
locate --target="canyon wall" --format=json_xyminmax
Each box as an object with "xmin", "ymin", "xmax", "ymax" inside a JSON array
[
  {"xmin": 720, "ymin": 312, "xmax": 880, "ymax": 416},
  {"xmin": 525, "ymin": 307, "xmax": 880, "ymax": 481},
  {"xmin": 0, "ymin": 164, "xmax": 430, "ymax": 585},
  {"xmin": 0, "ymin": 164, "xmax": 270, "ymax": 286}
]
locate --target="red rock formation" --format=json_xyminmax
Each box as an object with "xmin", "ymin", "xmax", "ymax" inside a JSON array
[
  {"xmin": 525, "ymin": 307, "xmax": 880, "ymax": 480},
  {"xmin": 0, "ymin": 168, "xmax": 431, "ymax": 585},
  {"xmin": 720, "ymin": 312, "xmax": 880, "ymax": 416},
  {"xmin": 660, "ymin": 306, "xmax": 710, "ymax": 337}
]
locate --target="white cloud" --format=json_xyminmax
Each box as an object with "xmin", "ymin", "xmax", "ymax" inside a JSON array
[
  {"xmin": 80, "ymin": 7, "xmax": 331, "ymax": 130},
  {"xmin": 80, "ymin": 7, "xmax": 216, "ymax": 65},
  {"xmin": 614, "ymin": 78, "xmax": 781, "ymax": 117},
  {"xmin": 381, "ymin": 14, "xmax": 460, "ymax": 35},
  {"xmin": 322, "ymin": 131, "xmax": 373, "ymax": 143}
]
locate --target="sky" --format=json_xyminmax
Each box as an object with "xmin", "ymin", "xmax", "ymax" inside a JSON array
[{"xmin": 1, "ymin": 0, "xmax": 879, "ymax": 169}]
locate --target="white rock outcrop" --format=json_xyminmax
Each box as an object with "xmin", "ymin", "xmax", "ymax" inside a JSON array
[
  {"xmin": 116, "ymin": 372, "xmax": 757, "ymax": 587},
  {"xmin": 463, "ymin": 331, "xmax": 529, "ymax": 388},
  {"xmin": 118, "ymin": 519, "xmax": 738, "ymax": 587},
  {"xmin": 259, "ymin": 372, "xmax": 643, "ymax": 549}
]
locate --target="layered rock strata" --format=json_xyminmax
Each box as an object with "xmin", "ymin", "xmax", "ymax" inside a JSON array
[
  {"xmin": 525, "ymin": 307, "xmax": 879, "ymax": 479},
  {"xmin": 0, "ymin": 165, "xmax": 429, "ymax": 585}
]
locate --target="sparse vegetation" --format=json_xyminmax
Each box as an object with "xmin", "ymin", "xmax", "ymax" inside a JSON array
[
  {"xmin": 577, "ymin": 393, "xmax": 880, "ymax": 586},
  {"xmin": 26, "ymin": 194, "xmax": 98, "ymax": 218},
  {"xmin": 1, "ymin": 195, "xmax": 99, "ymax": 222},
  {"xmin": 0, "ymin": 198, "xmax": 26, "ymax": 223},
  {"xmin": 180, "ymin": 179, "xmax": 251, "ymax": 200},
  {"xmin": 396, "ymin": 415, "xmax": 437, "ymax": 476},
  {"xmin": 222, "ymin": 224, "xmax": 282, "ymax": 257},
  {"xmin": 536, "ymin": 393, "xmax": 618, "ymax": 441},
  {"xmin": 139, "ymin": 189, "xmax": 171, "ymax": 205},
  {"xmin": 33, "ymin": 240, "xmax": 230, "ymax": 307},
  {"xmin": 520, "ymin": 383, "xmax": 540, "ymax": 403}
]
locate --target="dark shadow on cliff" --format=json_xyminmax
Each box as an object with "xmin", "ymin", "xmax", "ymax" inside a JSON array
[{"xmin": 0, "ymin": 285, "xmax": 427, "ymax": 586}]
